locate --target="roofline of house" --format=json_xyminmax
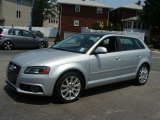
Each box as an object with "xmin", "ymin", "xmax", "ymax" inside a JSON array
[
  {"xmin": 121, "ymin": 16, "xmax": 140, "ymax": 22},
  {"xmin": 57, "ymin": 2, "xmax": 112, "ymax": 9},
  {"xmin": 110, "ymin": 6, "xmax": 143, "ymax": 11}
]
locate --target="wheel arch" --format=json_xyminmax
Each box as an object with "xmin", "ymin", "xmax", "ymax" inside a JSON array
[
  {"xmin": 3, "ymin": 40, "xmax": 14, "ymax": 49},
  {"xmin": 141, "ymin": 62, "xmax": 150, "ymax": 71},
  {"xmin": 52, "ymin": 68, "xmax": 87, "ymax": 95}
]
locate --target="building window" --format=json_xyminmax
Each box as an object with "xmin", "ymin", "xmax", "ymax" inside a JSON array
[
  {"xmin": 75, "ymin": 5, "xmax": 80, "ymax": 12},
  {"xmin": 133, "ymin": 22, "xmax": 137, "ymax": 29},
  {"xmin": 74, "ymin": 20, "xmax": 79, "ymax": 26},
  {"xmin": 48, "ymin": 17, "xmax": 58, "ymax": 24},
  {"xmin": 17, "ymin": 0, "xmax": 22, "ymax": 5},
  {"xmin": 16, "ymin": 10, "xmax": 21, "ymax": 18},
  {"xmin": 96, "ymin": 8, "xmax": 103, "ymax": 13},
  {"xmin": 137, "ymin": 22, "xmax": 141, "ymax": 29}
]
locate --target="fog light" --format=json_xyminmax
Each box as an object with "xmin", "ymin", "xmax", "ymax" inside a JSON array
[{"xmin": 31, "ymin": 86, "xmax": 39, "ymax": 92}]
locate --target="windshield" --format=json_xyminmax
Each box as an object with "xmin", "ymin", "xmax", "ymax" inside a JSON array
[{"xmin": 52, "ymin": 34, "xmax": 103, "ymax": 53}]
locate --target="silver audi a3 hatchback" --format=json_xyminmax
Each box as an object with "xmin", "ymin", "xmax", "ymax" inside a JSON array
[{"xmin": 6, "ymin": 33, "xmax": 151, "ymax": 103}]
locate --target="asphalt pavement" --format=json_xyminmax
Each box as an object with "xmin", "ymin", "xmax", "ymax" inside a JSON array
[{"xmin": 0, "ymin": 50, "xmax": 160, "ymax": 120}]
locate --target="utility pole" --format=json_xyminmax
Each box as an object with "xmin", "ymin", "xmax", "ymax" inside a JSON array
[{"xmin": 29, "ymin": 0, "xmax": 35, "ymax": 31}]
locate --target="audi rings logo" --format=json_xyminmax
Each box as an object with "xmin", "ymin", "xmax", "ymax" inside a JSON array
[{"xmin": 9, "ymin": 64, "xmax": 17, "ymax": 72}]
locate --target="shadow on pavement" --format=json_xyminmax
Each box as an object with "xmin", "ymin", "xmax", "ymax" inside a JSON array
[{"xmin": 4, "ymin": 80, "xmax": 133, "ymax": 104}]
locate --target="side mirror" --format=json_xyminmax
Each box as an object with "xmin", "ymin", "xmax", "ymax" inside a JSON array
[{"xmin": 94, "ymin": 47, "xmax": 107, "ymax": 54}]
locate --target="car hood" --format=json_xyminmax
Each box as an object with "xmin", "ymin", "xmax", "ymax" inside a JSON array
[{"xmin": 11, "ymin": 48, "xmax": 87, "ymax": 67}]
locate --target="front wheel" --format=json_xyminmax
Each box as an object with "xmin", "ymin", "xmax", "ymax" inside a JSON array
[
  {"xmin": 135, "ymin": 65, "xmax": 149, "ymax": 85},
  {"xmin": 38, "ymin": 42, "xmax": 46, "ymax": 49},
  {"xmin": 55, "ymin": 72, "xmax": 83, "ymax": 103}
]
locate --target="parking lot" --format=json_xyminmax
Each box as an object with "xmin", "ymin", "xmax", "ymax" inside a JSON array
[{"xmin": 0, "ymin": 50, "xmax": 160, "ymax": 120}]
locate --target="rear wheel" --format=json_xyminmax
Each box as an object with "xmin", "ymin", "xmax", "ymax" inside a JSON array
[
  {"xmin": 135, "ymin": 65, "xmax": 149, "ymax": 85},
  {"xmin": 55, "ymin": 72, "xmax": 83, "ymax": 103},
  {"xmin": 3, "ymin": 41, "xmax": 13, "ymax": 50},
  {"xmin": 38, "ymin": 41, "xmax": 46, "ymax": 49}
]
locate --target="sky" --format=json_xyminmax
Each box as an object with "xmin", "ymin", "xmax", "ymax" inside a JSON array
[{"xmin": 96, "ymin": 0, "xmax": 145, "ymax": 8}]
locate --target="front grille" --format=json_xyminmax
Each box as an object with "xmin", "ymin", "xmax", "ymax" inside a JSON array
[{"xmin": 7, "ymin": 62, "xmax": 21, "ymax": 85}]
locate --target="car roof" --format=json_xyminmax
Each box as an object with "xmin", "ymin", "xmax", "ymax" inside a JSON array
[{"xmin": 79, "ymin": 33, "xmax": 142, "ymax": 40}]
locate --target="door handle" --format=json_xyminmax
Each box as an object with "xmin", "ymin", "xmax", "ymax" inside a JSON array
[
  {"xmin": 137, "ymin": 55, "xmax": 141, "ymax": 58},
  {"xmin": 116, "ymin": 58, "xmax": 121, "ymax": 61}
]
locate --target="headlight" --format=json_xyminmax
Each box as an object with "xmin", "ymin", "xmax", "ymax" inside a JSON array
[{"xmin": 24, "ymin": 66, "xmax": 50, "ymax": 74}]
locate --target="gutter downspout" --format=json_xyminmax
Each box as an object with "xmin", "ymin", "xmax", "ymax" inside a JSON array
[{"xmin": 107, "ymin": 9, "xmax": 109, "ymax": 26}]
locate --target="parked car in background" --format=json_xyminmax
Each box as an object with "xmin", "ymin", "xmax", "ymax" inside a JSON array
[
  {"xmin": 6, "ymin": 33, "xmax": 151, "ymax": 103},
  {"xmin": 31, "ymin": 30, "xmax": 44, "ymax": 38},
  {"xmin": 0, "ymin": 28, "xmax": 48, "ymax": 50}
]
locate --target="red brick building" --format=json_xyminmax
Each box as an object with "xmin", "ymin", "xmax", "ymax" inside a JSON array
[
  {"xmin": 57, "ymin": 0, "xmax": 111, "ymax": 39},
  {"xmin": 110, "ymin": 1, "xmax": 142, "ymax": 25}
]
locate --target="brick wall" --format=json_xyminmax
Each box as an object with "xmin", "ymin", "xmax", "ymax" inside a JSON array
[{"xmin": 59, "ymin": 4, "xmax": 109, "ymax": 39}]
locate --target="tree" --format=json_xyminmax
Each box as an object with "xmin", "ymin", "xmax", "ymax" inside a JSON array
[
  {"xmin": 141, "ymin": 0, "xmax": 160, "ymax": 32},
  {"xmin": 32, "ymin": 0, "xmax": 56, "ymax": 27},
  {"xmin": 92, "ymin": 22, "xmax": 122, "ymax": 31}
]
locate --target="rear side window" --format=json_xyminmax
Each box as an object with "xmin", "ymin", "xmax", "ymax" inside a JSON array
[
  {"xmin": 119, "ymin": 37, "xmax": 145, "ymax": 51},
  {"xmin": 133, "ymin": 38, "xmax": 145, "ymax": 49},
  {"xmin": 119, "ymin": 37, "xmax": 136, "ymax": 51}
]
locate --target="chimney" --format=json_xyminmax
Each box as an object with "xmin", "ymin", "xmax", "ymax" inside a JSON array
[{"xmin": 136, "ymin": 0, "xmax": 141, "ymax": 5}]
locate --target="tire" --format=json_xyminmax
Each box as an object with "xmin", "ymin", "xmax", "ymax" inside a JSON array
[
  {"xmin": 38, "ymin": 41, "xmax": 46, "ymax": 49},
  {"xmin": 55, "ymin": 72, "xmax": 83, "ymax": 103},
  {"xmin": 135, "ymin": 64, "xmax": 149, "ymax": 85},
  {"xmin": 3, "ymin": 41, "xmax": 13, "ymax": 50}
]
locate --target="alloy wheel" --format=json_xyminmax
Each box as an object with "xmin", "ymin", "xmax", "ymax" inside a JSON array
[
  {"xmin": 138, "ymin": 66, "xmax": 149, "ymax": 84},
  {"xmin": 38, "ymin": 42, "xmax": 46, "ymax": 49},
  {"xmin": 3, "ymin": 41, "xmax": 13, "ymax": 50},
  {"xmin": 60, "ymin": 76, "xmax": 81, "ymax": 101}
]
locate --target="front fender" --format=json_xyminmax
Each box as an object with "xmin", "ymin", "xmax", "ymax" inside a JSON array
[{"xmin": 49, "ymin": 61, "xmax": 89, "ymax": 87}]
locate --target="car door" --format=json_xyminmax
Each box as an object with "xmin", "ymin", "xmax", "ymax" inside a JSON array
[
  {"xmin": 88, "ymin": 36, "xmax": 122, "ymax": 87},
  {"xmin": 21, "ymin": 30, "xmax": 36, "ymax": 48},
  {"xmin": 117, "ymin": 36, "xmax": 142, "ymax": 80},
  {"xmin": 11, "ymin": 29, "xmax": 25, "ymax": 47}
]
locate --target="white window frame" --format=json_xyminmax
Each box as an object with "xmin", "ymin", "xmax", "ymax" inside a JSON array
[
  {"xmin": 16, "ymin": 10, "xmax": 21, "ymax": 18},
  {"xmin": 17, "ymin": 0, "xmax": 22, "ymax": 5},
  {"xmin": 75, "ymin": 5, "xmax": 80, "ymax": 12},
  {"xmin": 96, "ymin": 8, "xmax": 103, "ymax": 14},
  {"xmin": 74, "ymin": 20, "xmax": 79, "ymax": 26}
]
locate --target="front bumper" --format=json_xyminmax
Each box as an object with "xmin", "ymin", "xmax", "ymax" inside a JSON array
[{"xmin": 7, "ymin": 63, "xmax": 56, "ymax": 96}]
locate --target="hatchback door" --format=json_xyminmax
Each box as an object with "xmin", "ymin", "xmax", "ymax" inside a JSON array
[{"xmin": 88, "ymin": 37, "xmax": 122, "ymax": 87}]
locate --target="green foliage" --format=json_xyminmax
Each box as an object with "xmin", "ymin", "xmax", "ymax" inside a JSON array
[
  {"xmin": 32, "ymin": 0, "xmax": 56, "ymax": 27},
  {"xmin": 112, "ymin": 24, "xmax": 123, "ymax": 31},
  {"xmin": 92, "ymin": 22, "xmax": 122, "ymax": 31},
  {"xmin": 144, "ymin": 37, "xmax": 153, "ymax": 48},
  {"xmin": 92, "ymin": 22, "xmax": 100, "ymax": 30},
  {"xmin": 141, "ymin": 0, "xmax": 160, "ymax": 32}
]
